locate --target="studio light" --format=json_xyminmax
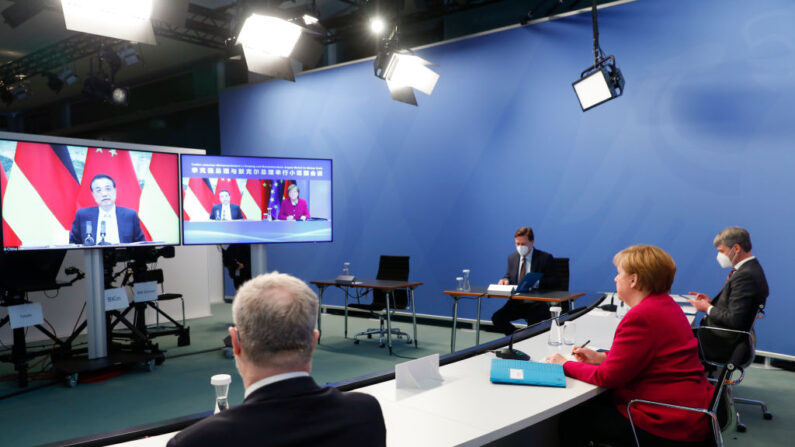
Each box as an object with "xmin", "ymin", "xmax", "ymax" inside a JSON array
[
  {"xmin": 82, "ymin": 76, "xmax": 128, "ymax": 105},
  {"xmin": 117, "ymin": 44, "xmax": 141, "ymax": 66},
  {"xmin": 60, "ymin": 0, "xmax": 157, "ymax": 45},
  {"xmin": 236, "ymin": 13, "xmax": 304, "ymax": 81},
  {"xmin": 302, "ymin": 14, "xmax": 319, "ymax": 26},
  {"xmin": 373, "ymin": 28, "xmax": 439, "ymax": 106},
  {"xmin": 572, "ymin": 0, "xmax": 625, "ymax": 111},
  {"xmin": 370, "ymin": 17, "xmax": 385, "ymax": 35},
  {"xmin": 1, "ymin": 83, "xmax": 31, "ymax": 105}
]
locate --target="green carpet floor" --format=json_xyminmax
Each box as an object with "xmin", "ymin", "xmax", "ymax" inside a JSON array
[{"xmin": 0, "ymin": 304, "xmax": 793, "ymax": 446}]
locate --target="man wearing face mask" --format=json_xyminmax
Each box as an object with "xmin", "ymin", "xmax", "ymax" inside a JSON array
[
  {"xmin": 492, "ymin": 227, "xmax": 559, "ymax": 335},
  {"xmin": 688, "ymin": 226, "xmax": 769, "ymax": 362}
]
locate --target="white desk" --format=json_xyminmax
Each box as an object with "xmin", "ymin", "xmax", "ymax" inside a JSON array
[{"xmin": 110, "ymin": 294, "xmax": 697, "ymax": 447}]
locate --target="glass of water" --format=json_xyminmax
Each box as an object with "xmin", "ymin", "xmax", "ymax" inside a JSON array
[{"xmin": 563, "ymin": 321, "xmax": 576, "ymax": 345}]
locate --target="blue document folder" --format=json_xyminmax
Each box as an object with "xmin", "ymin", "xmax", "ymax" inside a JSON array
[{"xmin": 490, "ymin": 358, "xmax": 566, "ymax": 387}]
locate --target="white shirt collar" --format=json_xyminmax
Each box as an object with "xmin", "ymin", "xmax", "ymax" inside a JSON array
[
  {"xmin": 244, "ymin": 371, "xmax": 309, "ymax": 399},
  {"xmin": 734, "ymin": 255, "xmax": 756, "ymax": 271}
]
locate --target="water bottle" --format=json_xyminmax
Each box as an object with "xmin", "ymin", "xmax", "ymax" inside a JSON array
[
  {"xmin": 462, "ymin": 269, "xmax": 471, "ymax": 292},
  {"xmin": 548, "ymin": 306, "xmax": 562, "ymax": 346},
  {"xmin": 342, "ymin": 262, "xmax": 350, "ymax": 276},
  {"xmin": 616, "ymin": 299, "xmax": 628, "ymax": 319},
  {"xmin": 211, "ymin": 374, "xmax": 231, "ymax": 414}
]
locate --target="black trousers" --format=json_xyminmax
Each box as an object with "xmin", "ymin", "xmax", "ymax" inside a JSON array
[
  {"xmin": 491, "ymin": 299, "xmax": 551, "ymax": 335},
  {"xmin": 559, "ymin": 393, "xmax": 709, "ymax": 447}
]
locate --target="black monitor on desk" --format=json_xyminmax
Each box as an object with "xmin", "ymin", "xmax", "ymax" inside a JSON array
[{"xmin": 0, "ymin": 249, "xmax": 66, "ymax": 295}]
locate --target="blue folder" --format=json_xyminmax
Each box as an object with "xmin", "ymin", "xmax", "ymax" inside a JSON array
[{"xmin": 490, "ymin": 358, "xmax": 566, "ymax": 387}]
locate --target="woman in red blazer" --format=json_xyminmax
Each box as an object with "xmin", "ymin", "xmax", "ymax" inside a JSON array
[{"xmin": 546, "ymin": 245, "xmax": 713, "ymax": 446}]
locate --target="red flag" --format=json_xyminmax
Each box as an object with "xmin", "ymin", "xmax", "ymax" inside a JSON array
[
  {"xmin": 1, "ymin": 165, "xmax": 22, "ymax": 248},
  {"xmin": 77, "ymin": 148, "xmax": 141, "ymax": 211},
  {"xmin": 138, "ymin": 153, "xmax": 180, "ymax": 243},
  {"xmin": 183, "ymin": 178, "xmax": 215, "ymax": 221},
  {"xmin": 13, "ymin": 142, "xmax": 79, "ymax": 229}
]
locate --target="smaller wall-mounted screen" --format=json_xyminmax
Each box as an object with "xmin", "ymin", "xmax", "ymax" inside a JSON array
[
  {"xmin": 181, "ymin": 154, "xmax": 332, "ymax": 244},
  {"xmin": 1, "ymin": 138, "xmax": 181, "ymax": 251}
]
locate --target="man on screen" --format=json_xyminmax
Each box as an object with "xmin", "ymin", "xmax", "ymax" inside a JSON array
[
  {"xmin": 69, "ymin": 174, "xmax": 145, "ymax": 245},
  {"xmin": 210, "ymin": 190, "xmax": 244, "ymax": 221}
]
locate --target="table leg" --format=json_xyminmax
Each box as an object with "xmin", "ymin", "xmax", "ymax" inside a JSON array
[
  {"xmin": 476, "ymin": 295, "xmax": 482, "ymax": 347},
  {"xmin": 451, "ymin": 297, "xmax": 459, "ymax": 352},
  {"xmin": 344, "ymin": 286, "xmax": 349, "ymax": 338},
  {"xmin": 386, "ymin": 290, "xmax": 393, "ymax": 355},
  {"xmin": 410, "ymin": 287, "xmax": 418, "ymax": 348}
]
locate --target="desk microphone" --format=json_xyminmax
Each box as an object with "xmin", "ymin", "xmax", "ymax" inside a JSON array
[
  {"xmin": 599, "ymin": 293, "xmax": 617, "ymax": 312},
  {"xmin": 496, "ymin": 328, "xmax": 531, "ymax": 361},
  {"xmin": 99, "ymin": 220, "xmax": 107, "ymax": 245}
]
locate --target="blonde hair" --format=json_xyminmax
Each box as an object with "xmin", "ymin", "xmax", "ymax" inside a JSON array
[{"xmin": 613, "ymin": 245, "xmax": 676, "ymax": 294}]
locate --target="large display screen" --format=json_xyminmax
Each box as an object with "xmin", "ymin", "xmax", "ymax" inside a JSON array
[
  {"xmin": 181, "ymin": 154, "xmax": 332, "ymax": 244},
  {"xmin": 1, "ymin": 138, "xmax": 180, "ymax": 251}
]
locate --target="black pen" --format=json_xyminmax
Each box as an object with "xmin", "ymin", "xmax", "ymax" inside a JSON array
[{"xmin": 578, "ymin": 340, "xmax": 591, "ymax": 350}]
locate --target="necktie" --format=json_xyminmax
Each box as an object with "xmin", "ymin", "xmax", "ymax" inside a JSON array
[
  {"xmin": 727, "ymin": 268, "xmax": 736, "ymax": 280},
  {"xmin": 518, "ymin": 256, "xmax": 526, "ymax": 280}
]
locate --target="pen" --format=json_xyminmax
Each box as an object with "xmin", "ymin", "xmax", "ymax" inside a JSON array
[{"xmin": 578, "ymin": 340, "xmax": 591, "ymax": 350}]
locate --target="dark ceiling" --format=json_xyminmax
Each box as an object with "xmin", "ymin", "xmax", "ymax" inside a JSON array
[{"xmin": 0, "ymin": 0, "xmax": 624, "ymax": 135}]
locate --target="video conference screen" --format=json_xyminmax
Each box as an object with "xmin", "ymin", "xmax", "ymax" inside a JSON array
[
  {"xmin": 181, "ymin": 154, "xmax": 332, "ymax": 244},
  {"xmin": 1, "ymin": 138, "xmax": 180, "ymax": 251}
]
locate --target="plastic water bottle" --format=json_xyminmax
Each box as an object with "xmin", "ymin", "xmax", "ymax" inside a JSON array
[
  {"xmin": 342, "ymin": 262, "xmax": 350, "ymax": 276},
  {"xmin": 616, "ymin": 299, "xmax": 628, "ymax": 319},
  {"xmin": 548, "ymin": 306, "xmax": 563, "ymax": 346},
  {"xmin": 462, "ymin": 269, "xmax": 471, "ymax": 292},
  {"xmin": 211, "ymin": 374, "xmax": 231, "ymax": 414}
]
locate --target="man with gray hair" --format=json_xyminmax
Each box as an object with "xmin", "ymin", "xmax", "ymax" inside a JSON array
[
  {"xmin": 688, "ymin": 226, "xmax": 769, "ymax": 360},
  {"xmin": 168, "ymin": 272, "xmax": 386, "ymax": 447}
]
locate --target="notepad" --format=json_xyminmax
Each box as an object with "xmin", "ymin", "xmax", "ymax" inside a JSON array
[{"xmin": 489, "ymin": 358, "xmax": 566, "ymax": 387}]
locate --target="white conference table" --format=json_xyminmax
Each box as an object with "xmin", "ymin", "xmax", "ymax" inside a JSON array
[{"xmin": 111, "ymin": 294, "xmax": 698, "ymax": 447}]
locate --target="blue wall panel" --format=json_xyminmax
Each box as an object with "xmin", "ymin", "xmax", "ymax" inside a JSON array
[{"xmin": 220, "ymin": 0, "xmax": 795, "ymax": 355}]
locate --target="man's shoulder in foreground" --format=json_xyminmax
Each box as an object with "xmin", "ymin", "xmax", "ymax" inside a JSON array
[{"xmin": 167, "ymin": 377, "xmax": 385, "ymax": 447}]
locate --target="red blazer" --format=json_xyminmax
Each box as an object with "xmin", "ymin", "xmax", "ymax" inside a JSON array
[{"xmin": 564, "ymin": 293, "xmax": 714, "ymax": 442}]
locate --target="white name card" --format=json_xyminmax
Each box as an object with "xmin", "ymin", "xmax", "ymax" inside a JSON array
[
  {"xmin": 133, "ymin": 281, "xmax": 159, "ymax": 302},
  {"xmin": 8, "ymin": 303, "xmax": 44, "ymax": 329},
  {"xmin": 104, "ymin": 287, "xmax": 130, "ymax": 311},
  {"xmin": 395, "ymin": 353, "xmax": 444, "ymax": 390}
]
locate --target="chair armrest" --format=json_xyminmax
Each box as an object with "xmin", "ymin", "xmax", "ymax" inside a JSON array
[{"xmin": 626, "ymin": 399, "xmax": 722, "ymax": 447}]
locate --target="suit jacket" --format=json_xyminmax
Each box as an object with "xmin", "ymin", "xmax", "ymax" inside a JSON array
[
  {"xmin": 68, "ymin": 206, "xmax": 145, "ymax": 245},
  {"xmin": 210, "ymin": 204, "xmax": 244, "ymax": 220},
  {"xmin": 167, "ymin": 376, "xmax": 386, "ymax": 447},
  {"xmin": 699, "ymin": 258, "xmax": 768, "ymax": 363},
  {"xmin": 564, "ymin": 293, "xmax": 714, "ymax": 443},
  {"xmin": 702, "ymin": 258, "xmax": 768, "ymax": 332},
  {"xmin": 502, "ymin": 248, "xmax": 559, "ymax": 289}
]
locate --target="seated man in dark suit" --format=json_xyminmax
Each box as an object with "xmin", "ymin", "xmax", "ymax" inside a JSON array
[
  {"xmin": 491, "ymin": 227, "xmax": 559, "ymax": 335},
  {"xmin": 689, "ymin": 226, "xmax": 769, "ymax": 362},
  {"xmin": 68, "ymin": 174, "xmax": 145, "ymax": 245},
  {"xmin": 167, "ymin": 272, "xmax": 386, "ymax": 447},
  {"xmin": 210, "ymin": 190, "xmax": 244, "ymax": 220}
]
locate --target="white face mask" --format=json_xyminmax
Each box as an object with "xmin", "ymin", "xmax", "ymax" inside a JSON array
[
  {"xmin": 716, "ymin": 249, "xmax": 734, "ymax": 269},
  {"xmin": 517, "ymin": 245, "xmax": 530, "ymax": 257}
]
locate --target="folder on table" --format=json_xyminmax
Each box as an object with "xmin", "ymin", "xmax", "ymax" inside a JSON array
[{"xmin": 489, "ymin": 358, "xmax": 566, "ymax": 387}]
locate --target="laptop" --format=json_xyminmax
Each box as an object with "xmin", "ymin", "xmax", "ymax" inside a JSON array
[{"xmin": 490, "ymin": 358, "xmax": 566, "ymax": 387}]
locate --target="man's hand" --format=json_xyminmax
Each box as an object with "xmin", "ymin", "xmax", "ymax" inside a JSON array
[
  {"xmin": 544, "ymin": 353, "xmax": 567, "ymax": 365},
  {"xmin": 688, "ymin": 292, "xmax": 712, "ymax": 312},
  {"xmin": 300, "ymin": 216, "xmax": 307, "ymax": 221},
  {"xmin": 286, "ymin": 215, "xmax": 295, "ymax": 221},
  {"xmin": 498, "ymin": 279, "xmax": 508, "ymax": 285},
  {"xmin": 235, "ymin": 261, "xmax": 244, "ymax": 271}
]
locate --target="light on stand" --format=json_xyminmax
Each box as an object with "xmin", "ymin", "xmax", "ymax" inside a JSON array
[
  {"xmin": 572, "ymin": 0, "xmax": 625, "ymax": 111},
  {"xmin": 60, "ymin": 0, "xmax": 157, "ymax": 45},
  {"xmin": 236, "ymin": 13, "xmax": 304, "ymax": 81},
  {"xmin": 373, "ymin": 27, "xmax": 439, "ymax": 106}
]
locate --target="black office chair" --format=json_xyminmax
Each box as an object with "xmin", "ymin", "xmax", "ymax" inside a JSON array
[
  {"xmin": 554, "ymin": 257, "xmax": 571, "ymax": 313},
  {"xmin": 131, "ymin": 268, "xmax": 191, "ymax": 346},
  {"xmin": 554, "ymin": 257, "xmax": 570, "ymax": 290},
  {"xmin": 696, "ymin": 304, "xmax": 772, "ymax": 433},
  {"xmin": 349, "ymin": 255, "xmax": 412, "ymax": 348},
  {"xmin": 626, "ymin": 340, "xmax": 742, "ymax": 447}
]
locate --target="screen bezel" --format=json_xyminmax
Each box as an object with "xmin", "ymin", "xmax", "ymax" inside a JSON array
[
  {"xmin": 179, "ymin": 153, "xmax": 333, "ymax": 246},
  {"xmin": 1, "ymin": 131, "xmax": 202, "ymax": 252}
]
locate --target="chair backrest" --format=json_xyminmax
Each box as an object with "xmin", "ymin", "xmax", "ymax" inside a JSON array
[
  {"xmin": 709, "ymin": 339, "xmax": 749, "ymax": 433},
  {"xmin": 373, "ymin": 255, "xmax": 410, "ymax": 309},
  {"xmin": 554, "ymin": 257, "xmax": 570, "ymax": 290}
]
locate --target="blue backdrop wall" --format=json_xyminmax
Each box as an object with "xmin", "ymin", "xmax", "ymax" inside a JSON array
[{"xmin": 220, "ymin": 0, "xmax": 795, "ymax": 356}]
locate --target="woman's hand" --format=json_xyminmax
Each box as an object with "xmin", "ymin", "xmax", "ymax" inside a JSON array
[
  {"xmin": 544, "ymin": 353, "xmax": 567, "ymax": 365},
  {"xmin": 571, "ymin": 346, "xmax": 606, "ymax": 365}
]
